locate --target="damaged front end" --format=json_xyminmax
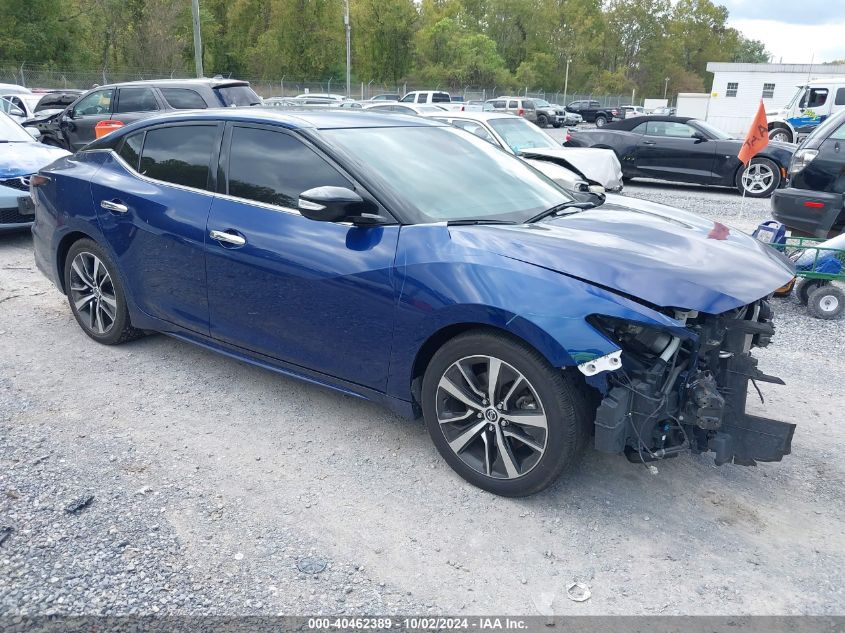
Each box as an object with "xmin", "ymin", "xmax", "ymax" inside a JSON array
[{"xmin": 582, "ymin": 300, "xmax": 795, "ymax": 466}]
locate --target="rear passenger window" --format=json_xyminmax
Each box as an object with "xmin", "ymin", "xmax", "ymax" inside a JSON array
[
  {"xmin": 118, "ymin": 132, "xmax": 144, "ymax": 170},
  {"xmin": 161, "ymin": 88, "xmax": 207, "ymax": 109},
  {"xmin": 139, "ymin": 125, "xmax": 217, "ymax": 190},
  {"xmin": 835, "ymin": 88, "xmax": 845, "ymax": 106},
  {"xmin": 227, "ymin": 126, "xmax": 351, "ymax": 209},
  {"xmin": 116, "ymin": 88, "xmax": 159, "ymax": 113},
  {"xmin": 432, "ymin": 93, "xmax": 450, "ymax": 103}
]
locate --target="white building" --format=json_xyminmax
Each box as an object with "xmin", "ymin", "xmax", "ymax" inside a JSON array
[{"xmin": 691, "ymin": 62, "xmax": 845, "ymax": 135}]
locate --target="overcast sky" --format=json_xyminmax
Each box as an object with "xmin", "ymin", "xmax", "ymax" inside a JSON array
[{"xmin": 718, "ymin": 0, "xmax": 845, "ymax": 63}]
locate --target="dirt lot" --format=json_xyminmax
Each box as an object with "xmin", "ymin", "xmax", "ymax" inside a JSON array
[{"xmin": 1, "ymin": 181, "xmax": 844, "ymax": 616}]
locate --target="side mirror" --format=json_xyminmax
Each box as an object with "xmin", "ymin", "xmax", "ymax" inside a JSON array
[
  {"xmin": 9, "ymin": 106, "xmax": 25, "ymax": 118},
  {"xmin": 692, "ymin": 132, "xmax": 708, "ymax": 142},
  {"xmin": 298, "ymin": 186, "xmax": 385, "ymax": 225}
]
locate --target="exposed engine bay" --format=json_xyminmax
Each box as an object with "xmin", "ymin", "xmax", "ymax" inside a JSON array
[{"xmin": 583, "ymin": 299, "xmax": 795, "ymax": 465}]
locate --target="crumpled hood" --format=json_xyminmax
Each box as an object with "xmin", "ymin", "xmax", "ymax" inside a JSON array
[
  {"xmin": 519, "ymin": 147, "xmax": 623, "ymax": 190},
  {"xmin": 0, "ymin": 142, "xmax": 70, "ymax": 178},
  {"xmin": 447, "ymin": 194, "xmax": 795, "ymax": 314}
]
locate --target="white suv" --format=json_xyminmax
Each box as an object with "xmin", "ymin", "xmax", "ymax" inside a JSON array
[{"xmin": 400, "ymin": 90, "xmax": 452, "ymax": 105}]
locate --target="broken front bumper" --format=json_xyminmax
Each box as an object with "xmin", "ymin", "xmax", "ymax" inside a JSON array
[{"xmin": 586, "ymin": 300, "xmax": 795, "ymax": 466}]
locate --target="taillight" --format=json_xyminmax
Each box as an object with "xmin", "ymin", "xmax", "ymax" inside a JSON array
[
  {"xmin": 517, "ymin": 107, "xmax": 525, "ymax": 116},
  {"xmin": 95, "ymin": 120, "xmax": 124, "ymax": 138},
  {"xmin": 565, "ymin": 131, "xmax": 572, "ymax": 143},
  {"xmin": 804, "ymin": 201, "xmax": 825, "ymax": 208},
  {"xmin": 30, "ymin": 174, "xmax": 51, "ymax": 187}
]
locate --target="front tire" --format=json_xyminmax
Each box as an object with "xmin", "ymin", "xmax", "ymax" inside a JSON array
[
  {"xmin": 769, "ymin": 128, "xmax": 792, "ymax": 143},
  {"xmin": 595, "ymin": 115, "xmax": 607, "ymax": 127},
  {"xmin": 64, "ymin": 239, "xmax": 143, "ymax": 345},
  {"xmin": 537, "ymin": 114, "xmax": 549, "ymax": 128},
  {"xmin": 736, "ymin": 157, "xmax": 780, "ymax": 198},
  {"xmin": 421, "ymin": 330, "xmax": 590, "ymax": 497}
]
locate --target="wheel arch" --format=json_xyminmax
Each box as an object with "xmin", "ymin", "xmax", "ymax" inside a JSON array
[
  {"xmin": 56, "ymin": 230, "xmax": 97, "ymax": 294},
  {"xmin": 408, "ymin": 321, "xmax": 577, "ymax": 412}
]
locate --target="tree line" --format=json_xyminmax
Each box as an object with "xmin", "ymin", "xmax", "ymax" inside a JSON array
[{"xmin": 1, "ymin": 0, "xmax": 769, "ymax": 97}]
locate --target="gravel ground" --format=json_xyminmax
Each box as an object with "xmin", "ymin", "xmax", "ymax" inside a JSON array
[{"xmin": 1, "ymin": 172, "xmax": 844, "ymax": 617}]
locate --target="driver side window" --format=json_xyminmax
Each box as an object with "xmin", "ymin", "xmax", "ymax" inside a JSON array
[
  {"xmin": 73, "ymin": 89, "xmax": 114, "ymax": 117},
  {"xmin": 646, "ymin": 121, "xmax": 696, "ymax": 138}
]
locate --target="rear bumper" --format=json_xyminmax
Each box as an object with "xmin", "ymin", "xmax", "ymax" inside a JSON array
[{"xmin": 771, "ymin": 187, "xmax": 845, "ymax": 237}]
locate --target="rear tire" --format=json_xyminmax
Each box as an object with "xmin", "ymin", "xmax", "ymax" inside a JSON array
[
  {"xmin": 807, "ymin": 285, "xmax": 844, "ymax": 319},
  {"xmin": 595, "ymin": 115, "xmax": 607, "ymax": 128},
  {"xmin": 421, "ymin": 330, "xmax": 590, "ymax": 497},
  {"xmin": 63, "ymin": 239, "xmax": 144, "ymax": 345},
  {"xmin": 736, "ymin": 157, "xmax": 780, "ymax": 198}
]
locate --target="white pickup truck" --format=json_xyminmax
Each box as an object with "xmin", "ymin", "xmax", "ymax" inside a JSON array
[{"xmin": 399, "ymin": 91, "xmax": 472, "ymax": 112}]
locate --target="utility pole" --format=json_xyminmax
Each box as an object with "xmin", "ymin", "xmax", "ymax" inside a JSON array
[
  {"xmin": 563, "ymin": 58, "xmax": 571, "ymax": 105},
  {"xmin": 192, "ymin": 0, "xmax": 204, "ymax": 78},
  {"xmin": 344, "ymin": 0, "xmax": 351, "ymax": 97}
]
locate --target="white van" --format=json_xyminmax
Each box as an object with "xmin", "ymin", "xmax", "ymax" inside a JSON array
[{"xmin": 767, "ymin": 77, "xmax": 845, "ymax": 143}]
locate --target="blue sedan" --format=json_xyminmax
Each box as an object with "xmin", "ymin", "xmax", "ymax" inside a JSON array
[{"xmin": 32, "ymin": 109, "xmax": 796, "ymax": 496}]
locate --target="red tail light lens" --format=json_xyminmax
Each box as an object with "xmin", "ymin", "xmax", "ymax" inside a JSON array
[
  {"xmin": 804, "ymin": 201, "xmax": 825, "ymax": 208},
  {"xmin": 517, "ymin": 107, "xmax": 525, "ymax": 116},
  {"xmin": 95, "ymin": 120, "xmax": 124, "ymax": 138}
]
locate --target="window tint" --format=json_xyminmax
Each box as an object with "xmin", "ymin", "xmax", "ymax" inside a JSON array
[
  {"xmin": 630, "ymin": 122, "xmax": 648, "ymax": 134},
  {"xmin": 836, "ymin": 88, "xmax": 845, "ymax": 106},
  {"xmin": 507, "ymin": 100, "xmax": 517, "ymax": 109},
  {"xmin": 118, "ymin": 132, "xmax": 144, "ymax": 170},
  {"xmin": 227, "ymin": 126, "xmax": 351, "ymax": 208},
  {"xmin": 161, "ymin": 88, "xmax": 207, "ymax": 109},
  {"xmin": 646, "ymin": 121, "xmax": 696, "ymax": 138},
  {"xmin": 116, "ymin": 87, "xmax": 159, "ymax": 113},
  {"xmin": 726, "ymin": 82, "xmax": 738, "ymax": 98},
  {"xmin": 73, "ymin": 89, "xmax": 114, "ymax": 117},
  {"xmin": 416, "ymin": 93, "xmax": 427, "ymax": 103},
  {"xmin": 399, "ymin": 94, "xmax": 415, "ymax": 102},
  {"xmin": 214, "ymin": 85, "xmax": 260, "ymax": 107},
  {"xmin": 524, "ymin": 100, "xmax": 535, "ymax": 110},
  {"xmin": 394, "ymin": 105, "xmax": 415, "ymax": 113},
  {"xmin": 139, "ymin": 125, "xmax": 217, "ymax": 190},
  {"xmin": 762, "ymin": 83, "xmax": 776, "ymax": 99},
  {"xmin": 432, "ymin": 92, "xmax": 450, "ymax": 103}
]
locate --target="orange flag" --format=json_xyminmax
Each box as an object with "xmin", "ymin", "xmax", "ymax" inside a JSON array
[{"xmin": 738, "ymin": 100, "xmax": 769, "ymax": 165}]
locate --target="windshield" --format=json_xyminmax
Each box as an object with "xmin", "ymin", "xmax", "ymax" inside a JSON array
[
  {"xmin": 691, "ymin": 119, "xmax": 732, "ymax": 140},
  {"xmin": 785, "ymin": 86, "xmax": 805, "ymax": 109},
  {"xmin": 321, "ymin": 125, "xmax": 571, "ymax": 224},
  {"xmin": 214, "ymin": 85, "xmax": 261, "ymax": 107},
  {"xmin": 487, "ymin": 117, "xmax": 558, "ymax": 152},
  {"xmin": 0, "ymin": 112, "xmax": 34, "ymax": 142}
]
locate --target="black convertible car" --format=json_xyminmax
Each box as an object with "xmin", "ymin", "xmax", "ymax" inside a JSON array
[{"xmin": 567, "ymin": 116, "xmax": 796, "ymax": 198}]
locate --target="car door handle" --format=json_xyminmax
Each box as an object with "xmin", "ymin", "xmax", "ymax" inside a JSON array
[
  {"xmin": 100, "ymin": 200, "xmax": 128, "ymax": 213},
  {"xmin": 642, "ymin": 140, "xmax": 657, "ymax": 146},
  {"xmin": 209, "ymin": 229, "xmax": 246, "ymax": 247}
]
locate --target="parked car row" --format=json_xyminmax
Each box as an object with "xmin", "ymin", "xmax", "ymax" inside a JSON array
[{"xmin": 22, "ymin": 106, "xmax": 798, "ymax": 496}]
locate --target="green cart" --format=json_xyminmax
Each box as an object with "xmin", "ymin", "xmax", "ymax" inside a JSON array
[{"xmin": 769, "ymin": 236, "xmax": 845, "ymax": 319}]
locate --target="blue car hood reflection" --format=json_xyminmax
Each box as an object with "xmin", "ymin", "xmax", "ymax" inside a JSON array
[
  {"xmin": 0, "ymin": 142, "xmax": 70, "ymax": 179},
  {"xmin": 447, "ymin": 194, "xmax": 795, "ymax": 314}
]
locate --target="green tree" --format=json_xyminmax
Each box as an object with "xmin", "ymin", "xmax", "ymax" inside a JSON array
[{"xmin": 352, "ymin": 0, "xmax": 417, "ymax": 83}]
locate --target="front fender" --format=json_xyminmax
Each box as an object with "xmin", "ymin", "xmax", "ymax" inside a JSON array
[{"xmin": 386, "ymin": 224, "xmax": 682, "ymax": 401}]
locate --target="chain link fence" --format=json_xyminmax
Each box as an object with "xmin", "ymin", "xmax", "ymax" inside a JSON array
[{"xmin": 1, "ymin": 62, "xmax": 639, "ymax": 107}]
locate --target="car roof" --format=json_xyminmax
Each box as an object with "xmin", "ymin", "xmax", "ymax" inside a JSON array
[
  {"xmin": 93, "ymin": 78, "xmax": 251, "ymax": 90},
  {"xmin": 603, "ymin": 115, "xmax": 696, "ymax": 130},
  {"xmin": 107, "ymin": 108, "xmax": 447, "ymax": 132}
]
